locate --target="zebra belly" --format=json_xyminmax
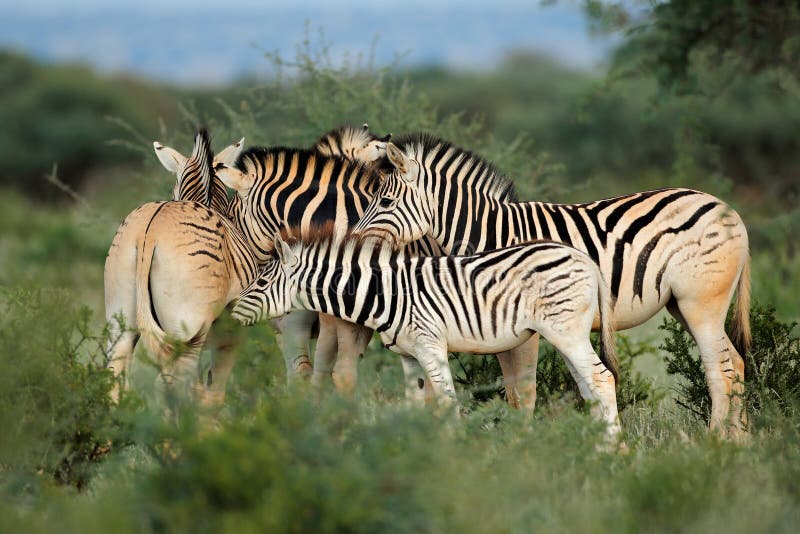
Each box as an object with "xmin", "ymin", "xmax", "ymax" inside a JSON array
[
  {"xmin": 443, "ymin": 329, "xmax": 535, "ymax": 354},
  {"xmin": 599, "ymin": 294, "xmax": 668, "ymax": 331}
]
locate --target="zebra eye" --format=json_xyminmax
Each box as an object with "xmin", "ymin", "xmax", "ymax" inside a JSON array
[{"xmin": 379, "ymin": 197, "xmax": 395, "ymax": 209}]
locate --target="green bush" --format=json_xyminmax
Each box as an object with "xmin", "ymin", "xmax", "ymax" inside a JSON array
[
  {"xmin": 0, "ymin": 287, "xmax": 133, "ymax": 490},
  {"xmin": 0, "ymin": 51, "xmax": 173, "ymax": 199}
]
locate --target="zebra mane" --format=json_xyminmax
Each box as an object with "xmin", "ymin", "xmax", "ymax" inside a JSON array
[
  {"xmin": 235, "ymin": 145, "xmax": 382, "ymax": 190},
  {"xmin": 392, "ymin": 132, "xmax": 518, "ymax": 202},
  {"xmin": 177, "ymin": 128, "xmax": 215, "ymax": 206},
  {"xmin": 312, "ymin": 125, "xmax": 378, "ymax": 155},
  {"xmin": 276, "ymin": 223, "xmax": 400, "ymax": 265}
]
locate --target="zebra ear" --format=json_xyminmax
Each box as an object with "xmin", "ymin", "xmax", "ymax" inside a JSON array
[
  {"xmin": 216, "ymin": 164, "xmax": 254, "ymax": 196},
  {"xmin": 153, "ymin": 142, "xmax": 188, "ymax": 173},
  {"xmin": 385, "ymin": 142, "xmax": 408, "ymax": 174},
  {"xmin": 215, "ymin": 138, "xmax": 245, "ymax": 167},
  {"xmin": 274, "ymin": 236, "xmax": 298, "ymax": 269}
]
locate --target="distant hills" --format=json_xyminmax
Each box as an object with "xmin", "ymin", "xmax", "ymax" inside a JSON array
[{"xmin": 1, "ymin": 3, "xmax": 612, "ymax": 85}]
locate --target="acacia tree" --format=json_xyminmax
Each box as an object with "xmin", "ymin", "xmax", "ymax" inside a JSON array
[{"xmin": 585, "ymin": 1, "xmax": 800, "ymax": 93}]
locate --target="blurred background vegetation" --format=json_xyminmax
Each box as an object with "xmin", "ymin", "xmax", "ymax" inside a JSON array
[{"xmin": 2, "ymin": 1, "xmax": 800, "ymax": 531}]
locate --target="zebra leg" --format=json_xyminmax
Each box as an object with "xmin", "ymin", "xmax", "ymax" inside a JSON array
[
  {"xmin": 496, "ymin": 352, "xmax": 520, "ymax": 409},
  {"xmin": 105, "ymin": 273, "xmax": 138, "ymax": 402},
  {"xmin": 399, "ymin": 355, "xmax": 436, "ymax": 405},
  {"xmin": 311, "ymin": 314, "xmax": 338, "ymax": 388},
  {"xmin": 155, "ymin": 335, "xmax": 207, "ymax": 420},
  {"xmin": 509, "ymin": 333, "xmax": 540, "ymax": 416},
  {"xmin": 400, "ymin": 355, "xmax": 429, "ymax": 406},
  {"xmin": 197, "ymin": 318, "xmax": 245, "ymax": 408},
  {"xmin": 274, "ymin": 310, "xmax": 315, "ymax": 381},
  {"xmin": 198, "ymin": 343, "xmax": 238, "ymax": 409},
  {"xmin": 727, "ymin": 337, "xmax": 748, "ymax": 435},
  {"xmin": 412, "ymin": 343, "xmax": 460, "ymax": 418},
  {"xmin": 668, "ymin": 297, "xmax": 735, "ymax": 434},
  {"xmin": 332, "ymin": 322, "xmax": 372, "ymax": 395},
  {"xmin": 107, "ymin": 330, "xmax": 138, "ymax": 403},
  {"xmin": 544, "ymin": 332, "xmax": 620, "ymax": 438}
]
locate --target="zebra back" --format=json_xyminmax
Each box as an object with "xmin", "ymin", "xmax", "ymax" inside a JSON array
[{"xmin": 312, "ymin": 123, "xmax": 391, "ymax": 164}]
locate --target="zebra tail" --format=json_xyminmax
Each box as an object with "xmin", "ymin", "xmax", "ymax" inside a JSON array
[
  {"xmin": 597, "ymin": 271, "xmax": 619, "ymax": 384},
  {"xmin": 731, "ymin": 254, "xmax": 752, "ymax": 358},
  {"xmin": 135, "ymin": 234, "xmax": 168, "ymax": 363}
]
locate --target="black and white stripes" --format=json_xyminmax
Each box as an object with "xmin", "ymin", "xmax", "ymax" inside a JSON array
[
  {"xmin": 353, "ymin": 134, "xmax": 751, "ymax": 433},
  {"xmin": 233, "ymin": 231, "xmax": 621, "ymax": 436}
]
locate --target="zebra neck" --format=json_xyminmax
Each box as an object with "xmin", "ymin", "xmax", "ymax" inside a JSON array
[
  {"xmin": 295, "ymin": 252, "xmax": 403, "ymax": 331},
  {"xmin": 432, "ymin": 194, "xmax": 580, "ymax": 254},
  {"xmin": 432, "ymin": 194, "xmax": 516, "ymax": 254}
]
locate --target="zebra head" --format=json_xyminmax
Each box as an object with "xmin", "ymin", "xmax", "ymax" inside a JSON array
[
  {"xmin": 231, "ymin": 235, "xmax": 301, "ymax": 325},
  {"xmin": 313, "ymin": 123, "xmax": 392, "ymax": 165},
  {"xmin": 352, "ymin": 141, "xmax": 432, "ymax": 247},
  {"xmin": 153, "ymin": 129, "xmax": 245, "ymax": 213}
]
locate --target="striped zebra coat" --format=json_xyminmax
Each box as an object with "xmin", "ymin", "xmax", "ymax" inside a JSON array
[
  {"xmin": 217, "ymin": 126, "xmax": 539, "ymax": 408},
  {"xmin": 353, "ymin": 134, "xmax": 751, "ymax": 434},
  {"xmin": 104, "ymin": 130, "xmax": 258, "ymax": 407},
  {"xmin": 232, "ymin": 230, "xmax": 621, "ymax": 437}
]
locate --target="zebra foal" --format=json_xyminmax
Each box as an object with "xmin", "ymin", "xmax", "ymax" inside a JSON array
[{"xmin": 231, "ymin": 229, "xmax": 621, "ymax": 437}]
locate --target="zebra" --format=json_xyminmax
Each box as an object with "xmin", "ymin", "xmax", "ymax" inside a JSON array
[
  {"xmin": 104, "ymin": 130, "xmax": 258, "ymax": 407},
  {"xmin": 352, "ymin": 134, "xmax": 751, "ymax": 434},
  {"xmin": 313, "ymin": 122, "xmax": 392, "ymax": 163},
  {"xmin": 216, "ymin": 126, "xmax": 540, "ymax": 408},
  {"xmin": 301, "ymin": 124, "xmax": 396, "ymax": 391},
  {"xmin": 231, "ymin": 227, "xmax": 622, "ymax": 437}
]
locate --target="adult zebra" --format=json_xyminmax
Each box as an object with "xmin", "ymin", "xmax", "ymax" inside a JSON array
[
  {"xmin": 353, "ymin": 135, "xmax": 751, "ymax": 434},
  {"xmin": 231, "ymin": 228, "xmax": 622, "ymax": 437},
  {"xmin": 217, "ymin": 126, "xmax": 540, "ymax": 408},
  {"xmin": 105, "ymin": 130, "xmax": 258, "ymax": 406}
]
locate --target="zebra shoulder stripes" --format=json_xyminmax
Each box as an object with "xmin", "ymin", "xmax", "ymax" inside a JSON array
[
  {"xmin": 213, "ymin": 126, "xmax": 394, "ymax": 392},
  {"xmin": 104, "ymin": 130, "xmax": 258, "ymax": 407},
  {"xmin": 353, "ymin": 134, "xmax": 751, "ymax": 434},
  {"xmin": 232, "ymin": 227, "xmax": 621, "ymax": 437}
]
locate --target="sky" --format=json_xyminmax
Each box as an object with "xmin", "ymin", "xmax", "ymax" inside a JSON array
[{"xmin": 1, "ymin": 0, "xmax": 616, "ymax": 85}]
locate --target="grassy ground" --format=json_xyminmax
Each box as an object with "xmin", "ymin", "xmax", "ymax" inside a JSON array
[
  {"xmin": 2, "ymin": 359, "xmax": 800, "ymax": 533},
  {"xmin": 1, "ymin": 232, "xmax": 799, "ymax": 532}
]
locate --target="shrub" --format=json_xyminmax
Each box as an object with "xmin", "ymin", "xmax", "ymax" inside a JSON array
[
  {"xmin": 0, "ymin": 287, "xmax": 133, "ymax": 490},
  {"xmin": 0, "ymin": 51, "xmax": 172, "ymax": 199}
]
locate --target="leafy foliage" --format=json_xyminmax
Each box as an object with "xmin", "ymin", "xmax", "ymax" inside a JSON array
[
  {"xmin": 0, "ymin": 51, "xmax": 174, "ymax": 199},
  {"xmin": 0, "ymin": 288, "xmax": 134, "ymax": 489},
  {"xmin": 588, "ymin": 0, "xmax": 800, "ymax": 93}
]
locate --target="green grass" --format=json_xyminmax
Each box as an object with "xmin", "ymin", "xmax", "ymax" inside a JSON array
[{"xmin": 2, "ymin": 286, "xmax": 800, "ymax": 533}]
